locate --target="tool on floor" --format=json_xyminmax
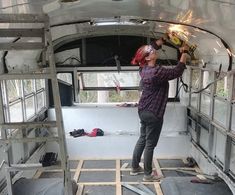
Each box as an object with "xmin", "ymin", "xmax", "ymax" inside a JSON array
[
  {"xmin": 121, "ymin": 163, "xmax": 129, "ymax": 169},
  {"xmin": 39, "ymin": 152, "xmax": 58, "ymax": 167},
  {"xmin": 191, "ymin": 178, "xmax": 213, "ymax": 184},
  {"xmin": 122, "ymin": 183, "xmax": 154, "ymax": 195},
  {"xmin": 175, "ymin": 169, "xmax": 219, "ymax": 181},
  {"xmin": 137, "ymin": 183, "xmax": 155, "ymax": 195}
]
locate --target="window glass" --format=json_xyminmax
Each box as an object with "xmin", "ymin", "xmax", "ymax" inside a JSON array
[
  {"xmin": 202, "ymin": 71, "xmax": 211, "ymax": 93},
  {"xmin": 6, "ymin": 80, "xmax": 21, "ymax": 102},
  {"xmin": 36, "ymin": 79, "xmax": 45, "ymax": 91},
  {"xmin": 216, "ymin": 72, "xmax": 228, "ymax": 98},
  {"xmin": 25, "ymin": 96, "xmax": 35, "ymax": 120},
  {"xmin": 24, "ymin": 79, "xmax": 34, "ymax": 95},
  {"xmin": 214, "ymin": 129, "xmax": 226, "ymax": 164},
  {"xmin": 200, "ymin": 93, "xmax": 210, "ymax": 116},
  {"xmin": 57, "ymin": 73, "xmax": 72, "ymax": 85},
  {"xmin": 79, "ymin": 90, "xmax": 140, "ymax": 103},
  {"xmin": 191, "ymin": 69, "xmax": 200, "ymax": 90},
  {"xmin": 9, "ymin": 102, "xmax": 23, "ymax": 122},
  {"xmin": 36, "ymin": 91, "xmax": 45, "ymax": 111},
  {"xmin": 82, "ymin": 72, "xmax": 140, "ymax": 88},
  {"xmin": 79, "ymin": 71, "xmax": 178, "ymax": 103},
  {"xmin": 190, "ymin": 94, "xmax": 198, "ymax": 109},
  {"xmin": 214, "ymin": 99, "xmax": 227, "ymax": 127}
]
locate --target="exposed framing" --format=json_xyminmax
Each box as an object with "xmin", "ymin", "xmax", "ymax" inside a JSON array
[
  {"xmin": 33, "ymin": 157, "xmax": 201, "ymax": 195},
  {"xmin": 187, "ymin": 66, "xmax": 235, "ymax": 183}
]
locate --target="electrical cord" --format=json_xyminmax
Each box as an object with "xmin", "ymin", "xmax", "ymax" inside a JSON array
[{"xmin": 161, "ymin": 49, "xmax": 226, "ymax": 95}]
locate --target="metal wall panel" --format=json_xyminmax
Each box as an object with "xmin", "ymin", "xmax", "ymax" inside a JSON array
[
  {"xmin": 200, "ymin": 94, "xmax": 210, "ymax": 116},
  {"xmin": 229, "ymin": 141, "xmax": 235, "ymax": 175},
  {"xmin": 214, "ymin": 129, "xmax": 226, "ymax": 164},
  {"xmin": 214, "ymin": 99, "xmax": 227, "ymax": 127},
  {"xmin": 232, "ymin": 104, "xmax": 235, "ymax": 133},
  {"xmin": 199, "ymin": 127, "xmax": 209, "ymax": 153}
]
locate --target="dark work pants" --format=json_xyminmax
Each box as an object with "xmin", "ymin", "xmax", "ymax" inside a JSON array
[{"xmin": 132, "ymin": 111, "xmax": 163, "ymax": 175}]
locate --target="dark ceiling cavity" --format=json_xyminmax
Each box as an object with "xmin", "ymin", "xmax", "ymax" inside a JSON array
[{"xmin": 61, "ymin": 0, "xmax": 79, "ymax": 3}]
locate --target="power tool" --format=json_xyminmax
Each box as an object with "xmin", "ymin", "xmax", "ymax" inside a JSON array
[{"xmin": 166, "ymin": 31, "xmax": 197, "ymax": 59}]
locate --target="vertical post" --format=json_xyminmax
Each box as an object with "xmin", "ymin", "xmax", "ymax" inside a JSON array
[
  {"xmin": 81, "ymin": 38, "xmax": 86, "ymax": 65},
  {"xmin": 195, "ymin": 69, "xmax": 203, "ymax": 144},
  {"xmin": 0, "ymin": 82, "xmax": 13, "ymax": 195},
  {"xmin": 188, "ymin": 67, "xmax": 192, "ymax": 107},
  {"xmin": 44, "ymin": 18, "xmax": 72, "ymax": 195},
  {"xmin": 208, "ymin": 71, "xmax": 216, "ymax": 158},
  {"xmin": 223, "ymin": 73, "xmax": 234, "ymax": 172},
  {"xmin": 73, "ymin": 68, "xmax": 79, "ymax": 102}
]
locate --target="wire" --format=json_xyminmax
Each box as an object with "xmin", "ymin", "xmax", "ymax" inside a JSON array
[
  {"xmin": 150, "ymin": 31, "xmax": 230, "ymax": 97},
  {"xmin": 160, "ymin": 49, "xmax": 226, "ymax": 95},
  {"xmin": 57, "ymin": 56, "xmax": 81, "ymax": 65}
]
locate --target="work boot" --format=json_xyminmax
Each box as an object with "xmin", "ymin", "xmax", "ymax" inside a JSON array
[
  {"xmin": 143, "ymin": 174, "xmax": 162, "ymax": 182},
  {"xmin": 130, "ymin": 166, "xmax": 144, "ymax": 176}
]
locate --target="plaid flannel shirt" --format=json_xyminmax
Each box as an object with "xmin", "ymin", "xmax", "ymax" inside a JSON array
[{"xmin": 138, "ymin": 62, "xmax": 186, "ymax": 119}]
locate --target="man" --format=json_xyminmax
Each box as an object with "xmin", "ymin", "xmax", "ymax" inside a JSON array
[{"xmin": 130, "ymin": 37, "xmax": 189, "ymax": 181}]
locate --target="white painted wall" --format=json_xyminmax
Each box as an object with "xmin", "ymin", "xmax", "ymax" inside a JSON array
[{"xmin": 47, "ymin": 103, "xmax": 190, "ymax": 159}]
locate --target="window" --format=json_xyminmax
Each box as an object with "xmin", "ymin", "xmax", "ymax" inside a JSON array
[
  {"xmin": 216, "ymin": 72, "xmax": 228, "ymax": 98},
  {"xmin": 57, "ymin": 73, "xmax": 72, "ymax": 85},
  {"xmin": 190, "ymin": 69, "xmax": 200, "ymax": 109},
  {"xmin": 81, "ymin": 72, "xmax": 140, "ymax": 88},
  {"xmin": 78, "ymin": 71, "xmax": 179, "ymax": 103},
  {"xmin": 6, "ymin": 80, "xmax": 22, "ymax": 102},
  {"xmin": 202, "ymin": 71, "xmax": 212, "ymax": 93},
  {"xmin": 79, "ymin": 71, "xmax": 140, "ymax": 103},
  {"xmin": 2, "ymin": 79, "xmax": 46, "ymax": 123},
  {"xmin": 191, "ymin": 69, "xmax": 200, "ymax": 90},
  {"xmin": 23, "ymin": 79, "xmax": 34, "ymax": 95}
]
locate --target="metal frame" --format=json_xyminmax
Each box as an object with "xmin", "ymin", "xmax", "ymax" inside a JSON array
[
  {"xmin": 44, "ymin": 18, "xmax": 73, "ymax": 195},
  {"xmin": 0, "ymin": 14, "xmax": 72, "ymax": 195},
  {"xmin": 187, "ymin": 65, "xmax": 235, "ymax": 187}
]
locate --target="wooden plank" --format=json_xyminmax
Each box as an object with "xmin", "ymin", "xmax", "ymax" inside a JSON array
[
  {"xmin": 76, "ymin": 184, "xmax": 84, "ymax": 195},
  {"xmin": 33, "ymin": 170, "xmax": 42, "ymax": 179},
  {"xmin": 81, "ymin": 169, "xmax": 116, "ymax": 172},
  {"xmin": 154, "ymin": 182, "xmax": 163, "ymax": 195},
  {"xmin": 78, "ymin": 182, "xmax": 116, "ymax": 185},
  {"xmin": 79, "ymin": 182, "xmax": 155, "ymax": 185},
  {"xmin": 74, "ymin": 160, "xmax": 83, "ymax": 182},
  {"xmin": 116, "ymin": 159, "xmax": 122, "ymax": 195},
  {"xmin": 153, "ymin": 158, "xmax": 163, "ymax": 177}
]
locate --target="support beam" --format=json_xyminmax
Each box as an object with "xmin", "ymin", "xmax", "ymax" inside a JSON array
[
  {"xmin": 0, "ymin": 42, "xmax": 44, "ymax": 50},
  {"xmin": 0, "ymin": 14, "xmax": 48, "ymax": 23},
  {"xmin": 0, "ymin": 29, "xmax": 43, "ymax": 37},
  {"xmin": 1, "ymin": 121, "xmax": 57, "ymax": 129},
  {"xmin": 0, "ymin": 73, "xmax": 51, "ymax": 80}
]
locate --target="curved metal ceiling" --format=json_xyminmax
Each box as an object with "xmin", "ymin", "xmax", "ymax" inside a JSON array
[{"xmin": 1, "ymin": 0, "xmax": 235, "ymax": 71}]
